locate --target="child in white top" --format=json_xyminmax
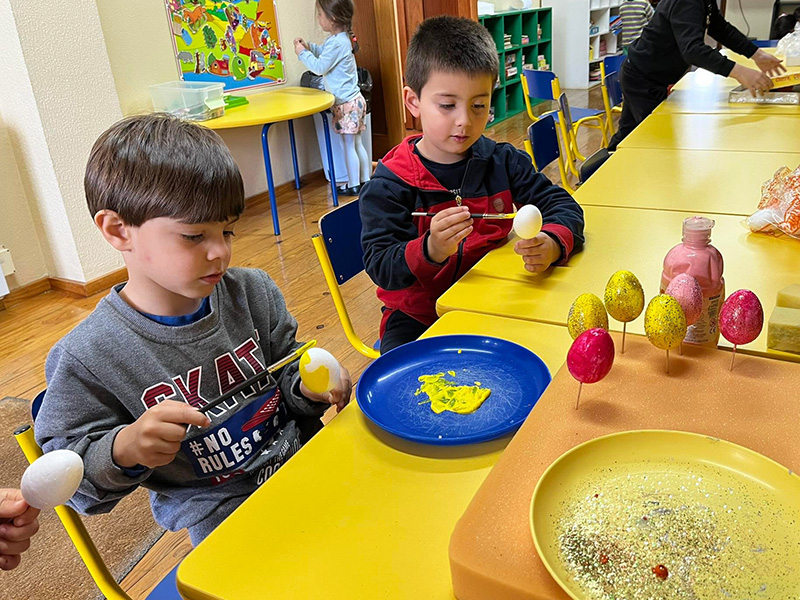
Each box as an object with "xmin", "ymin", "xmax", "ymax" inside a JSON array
[{"xmin": 294, "ymin": 0, "xmax": 370, "ymax": 196}]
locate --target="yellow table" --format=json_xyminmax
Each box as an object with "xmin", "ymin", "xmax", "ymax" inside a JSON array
[
  {"xmin": 204, "ymin": 87, "xmax": 336, "ymax": 235},
  {"xmin": 576, "ymin": 146, "xmax": 800, "ymax": 216},
  {"xmin": 176, "ymin": 312, "xmax": 573, "ymax": 600},
  {"xmin": 436, "ymin": 205, "xmax": 800, "ymax": 361},
  {"xmin": 659, "ymin": 68, "xmax": 800, "ymax": 115},
  {"xmin": 618, "ymin": 112, "xmax": 800, "ymax": 152}
]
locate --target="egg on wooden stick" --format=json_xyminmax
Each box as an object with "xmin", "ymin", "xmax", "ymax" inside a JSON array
[
  {"xmin": 20, "ymin": 449, "xmax": 84, "ymax": 511},
  {"xmin": 719, "ymin": 290, "xmax": 763, "ymax": 371}
]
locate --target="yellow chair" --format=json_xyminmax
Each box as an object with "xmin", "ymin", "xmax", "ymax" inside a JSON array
[
  {"xmin": 599, "ymin": 60, "xmax": 624, "ymax": 138},
  {"xmin": 14, "ymin": 408, "xmax": 180, "ymax": 600},
  {"xmin": 551, "ymin": 78, "xmax": 608, "ymax": 173},
  {"xmin": 523, "ymin": 114, "xmax": 574, "ymax": 194},
  {"xmin": 311, "ymin": 199, "xmax": 380, "ymax": 359}
]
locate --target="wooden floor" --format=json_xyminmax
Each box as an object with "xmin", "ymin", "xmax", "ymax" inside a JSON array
[{"xmin": 0, "ymin": 88, "xmax": 608, "ymax": 598}]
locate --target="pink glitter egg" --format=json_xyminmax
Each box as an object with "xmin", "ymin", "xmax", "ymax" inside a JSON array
[
  {"xmin": 719, "ymin": 290, "xmax": 764, "ymax": 346},
  {"xmin": 665, "ymin": 273, "xmax": 703, "ymax": 326},
  {"xmin": 567, "ymin": 328, "xmax": 615, "ymax": 384}
]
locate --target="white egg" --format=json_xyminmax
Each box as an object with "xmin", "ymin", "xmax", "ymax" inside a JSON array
[
  {"xmin": 21, "ymin": 449, "xmax": 84, "ymax": 510},
  {"xmin": 298, "ymin": 348, "xmax": 341, "ymax": 394},
  {"xmin": 513, "ymin": 204, "xmax": 543, "ymax": 239}
]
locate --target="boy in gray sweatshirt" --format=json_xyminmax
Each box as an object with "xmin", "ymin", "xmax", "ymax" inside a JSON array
[{"xmin": 35, "ymin": 114, "xmax": 352, "ymax": 545}]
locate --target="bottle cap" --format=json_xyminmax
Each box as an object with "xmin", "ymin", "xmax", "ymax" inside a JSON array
[{"xmin": 682, "ymin": 216, "xmax": 714, "ymax": 245}]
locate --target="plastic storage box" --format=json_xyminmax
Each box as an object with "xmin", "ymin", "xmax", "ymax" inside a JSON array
[{"xmin": 149, "ymin": 81, "xmax": 225, "ymax": 121}]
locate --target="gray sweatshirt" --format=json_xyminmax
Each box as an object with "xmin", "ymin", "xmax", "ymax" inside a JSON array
[{"xmin": 35, "ymin": 268, "xmax": 327, "ymax": 538}]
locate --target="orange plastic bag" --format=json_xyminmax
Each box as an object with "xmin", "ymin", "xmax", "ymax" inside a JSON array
[{"xmin": 745, "ymin": 165, "xmax": 800, "ymax": 238}]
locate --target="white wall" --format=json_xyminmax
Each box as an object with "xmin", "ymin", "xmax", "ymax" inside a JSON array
[
  {"xmin": 0, "ymin": 118, "xmax": 47, "ymax": 288},
  {"xmin": 95, "ymin": 0, "xmax": 326, "ymax": 198},
  {"xmin": 0, "ymin": 0, "xmax": 124, "ymax": 286},
  {"xmin": 725, "ymin": 0, "xmax": 773, "ymax": 41}
]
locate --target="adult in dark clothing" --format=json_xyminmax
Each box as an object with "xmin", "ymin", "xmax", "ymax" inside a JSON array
[{"xmin": 608, "ymin": 0, "xmax": 786, "ymax": 150}]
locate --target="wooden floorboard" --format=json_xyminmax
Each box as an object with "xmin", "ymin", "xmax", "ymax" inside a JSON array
[{"xmin": 0, "ymin": 88, "xmax": 607, "ymax": 598}]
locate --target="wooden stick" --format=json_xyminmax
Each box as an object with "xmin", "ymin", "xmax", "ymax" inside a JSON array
[
  {"xmin": 730, "ymin": 345, "xmax": 737, "ymax": 371},
  {"xmin": 575, "ymin": 382, "xmax": 583, "ymax": 410},
  {"xmin": 621, "ymin": 322, "xmax": 626, "ymax": 354},
  {"xmin": 679, "ymin": 341, "xmax": 683, "ymax": 356},
  {"xmin": 666, "ymin": 349, "xmax": 670, "ymax": 374}
]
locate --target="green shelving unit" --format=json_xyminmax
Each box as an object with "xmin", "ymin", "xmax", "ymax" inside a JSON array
[{"xmin": 479, "ymin": 8, "xmax": 552, "ymax": 128}]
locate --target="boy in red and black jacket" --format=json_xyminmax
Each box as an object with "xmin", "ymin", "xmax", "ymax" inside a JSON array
[{"xmin": 360, "ymin": 16, "xmax": 584, "ymax": 354}]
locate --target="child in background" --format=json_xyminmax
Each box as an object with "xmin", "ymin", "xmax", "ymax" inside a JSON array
[
  {"xmin": 619, "ymin": 0, "xmax": 654, "ymax": 48},
  {"xmin": 359, "ymin": 16, "xmax": 585, "ymax": 354},
  {"xmin": 35, "ymin": 114, "xmax": 352, "ymax": 546},
  {"xmin": 608, "ymin": 0, "xmax": 786, "ymax": 151},
  {"xmin": 294, "ymin": 0, "xmax": 370, "ymax": 196},
  {"xmin": 770, "ymin": 13, "xmax": 797, "ymax": 40}
]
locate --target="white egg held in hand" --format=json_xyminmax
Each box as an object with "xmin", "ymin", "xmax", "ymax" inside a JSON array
[
  {"xmin": 21, "ymin": 449, "xmax": 84, "ymax": 510},
  {"xmin": 513, "ymin": 205, "xmax": 543, "ymax": 239},
  {"xmin": 299, "ymin": 348, "xmax": 341, "ymax": 394}
]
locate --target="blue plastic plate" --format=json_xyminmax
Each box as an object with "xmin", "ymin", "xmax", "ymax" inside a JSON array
[{"xmin": 356, "ymin": 335, "xmax": 551, "ymax": 445}]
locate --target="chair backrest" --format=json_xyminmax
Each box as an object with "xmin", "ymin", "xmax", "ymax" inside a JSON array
[
  {"xmin": 753, "ymin": 39, "xmax": 779, "ymax": 47},
  {"xmin": 526, "ymin": 115, "xmax": 560, "ymax": 171},
  {"xmin": 521, "ymin": 68, "xmax": 556, "ymax": 101},
  {"xmin": 556, "ymin": 92, "xmax": 575, "ymax": 133},
  {"xmin": 579, "ymin": 148, "xmax": 611, "ymax": 183},
  {"xmin": 316, "ymin": 199, "xmax": 365, "ymax": 285},
  {"xmin": 604, "ymin": 71, "xmax": 623, "ymax": 108},
  {"xmin": 603, "ymin": 54, "xmax": 626, "ymax": 77}
]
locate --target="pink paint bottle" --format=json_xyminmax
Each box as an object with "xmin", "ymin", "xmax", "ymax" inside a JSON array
[{"xmin": 660, "ymin": 216, "xmax": 725, "ymax": 347}]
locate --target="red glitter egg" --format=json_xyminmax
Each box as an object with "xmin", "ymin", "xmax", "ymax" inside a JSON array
[
  {"xmin": 567, "ymin": 328, "xmax": 615, "ymax": 384},
  {"xmin": 719, "ymin": 289, "xmax": 764, "ymax": 346}
]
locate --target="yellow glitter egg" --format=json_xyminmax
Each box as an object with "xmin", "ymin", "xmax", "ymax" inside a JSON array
[
  {"xmin": 299, "ymin": 348, "xmax": 340, "ymax": 394},
  {"xmin": 604, "ymin": 270, "xmax": 645, "ymax": 324},
  {"xmin": 567, "ymin": 293, "xmax": 609, "ymax": 340},
  {"xmin": 644, "ymin": 294, "xmax": 687, "ymax": 351}
]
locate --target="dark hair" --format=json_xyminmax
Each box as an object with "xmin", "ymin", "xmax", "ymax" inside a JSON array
[
  {"xmin": 771, "ymin": 14, "xmax": 797, "ymax": 39},
  {"xmin": 405, "ymin": 16, "xmax": 498, "ymax": 94},
  {"xmin": 316, "ymin": 0, "xmax": 359, "ymax": 54},
  {"xmin": 85, "ymin": 113, "xmax": 244, "ymax": 226}
]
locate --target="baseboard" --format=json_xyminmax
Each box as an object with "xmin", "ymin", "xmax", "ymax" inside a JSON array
[
  {"xmin": 49, "ymin": 267, "xmax": 129, "ymax": 298},
  {"xmin": 0, "ymin": 267, "xmax": 129, "ymax": 310},
  {"xmin": 246, "ymin": 169, "xmax": 326, "ymax": 208}
]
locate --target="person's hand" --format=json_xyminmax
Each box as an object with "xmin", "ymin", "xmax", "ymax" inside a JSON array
[
  {"xmin": 514, "ymin": 233, "xmax": 561, "ymax": 274},
  {"xmin": 300, "ymin": 366, "xmax": 353, "ymax": 413},
  {"xmin": 112, "ymin": 401, "xmax": 210, "ymax": 469},
  {"xmin": 752, "ymin": 48, "xmax": 785, "ymax": 77},
  {"xmin": 293, "ymin": 38, "xmax": 307, "ymax": 56},
  {"xmin": 730, "ymin": 64, "xmax": 772, "ymax": 97},
  {"xmin": 0, "ymin": 489, "xmax": 40, "ymax": 571},
  {"xmin": 425, "ymin": 206, "xmax": 473, "ymax": 264}
]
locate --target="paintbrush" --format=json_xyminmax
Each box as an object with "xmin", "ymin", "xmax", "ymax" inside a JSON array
[
  {"xmin": 411, "ymin": 211, "xmax": 517, "ymax": 220},
  {"xmin": 197, "ymin": 340, "xmax": 316, "ymax": 415}
]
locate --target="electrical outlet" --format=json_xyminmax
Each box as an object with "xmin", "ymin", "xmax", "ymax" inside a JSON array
[{"xmin": 0, "ymin": 247, "xmax": 16, "ymax": 276}]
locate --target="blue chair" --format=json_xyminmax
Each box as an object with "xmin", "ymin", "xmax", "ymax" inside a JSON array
[
  {"xmin": 601, "ymin": 70, "xmax": 623, "ymax": 138},
  {"xmin": 602, "ymin": 54, "xmax": 626, "ymax": 78},
  {"xmin": 753, "ymin": 40, "xmax": 779, "ymax": 47},
  {"xmin": 16, "ymin": 391, "xmax": 180, "ymax": 600},
  {"xmin": 521, "ymin": 70, "xmax": 608, "ymax": 176},
  {"xmin": 523, "ymin": 114, "xmax": 574, "ymax": 194},
  {"xmin": 579, "ymin": 148, "xmax": 611, "ymax": 183},
  {"xmin": 311, "ymin": 200, "xmax": 380, "ymax": 359}
]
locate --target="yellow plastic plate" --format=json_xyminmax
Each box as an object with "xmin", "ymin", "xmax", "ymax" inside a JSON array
[{"xmin": 530, "ymin": 430, "xmax": 800, "ymax": 599}]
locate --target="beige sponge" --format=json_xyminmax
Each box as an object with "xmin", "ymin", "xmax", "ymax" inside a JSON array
[
  {"xmin": 777, "ymin": 284, "xmax": 800, "ymax": 310},
  {"xmin": 768, "ymin": 306, "xmax": 800, "ymax": 354}
]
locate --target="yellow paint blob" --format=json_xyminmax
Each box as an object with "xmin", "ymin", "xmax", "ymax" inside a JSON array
[{"xmin": 414, "ymin": 372, "xmax": 491, "ymax": 415}]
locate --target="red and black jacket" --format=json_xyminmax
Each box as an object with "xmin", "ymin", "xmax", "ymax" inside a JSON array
[{"xmin": 359, "ymin": 134, "xmax": 585, "ymax": 334}]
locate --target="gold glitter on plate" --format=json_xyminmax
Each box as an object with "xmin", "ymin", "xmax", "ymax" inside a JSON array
[{"xmin": 530, "ymin": 431, "xmax": 800, "ymax": 599}]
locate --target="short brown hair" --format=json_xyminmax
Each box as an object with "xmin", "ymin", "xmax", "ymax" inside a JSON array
[
  {"xmin": 405, "ymin": 16, "xmax": 498, "ymax": 94},
  {"xmin": 85, "ymin": 113, "xmax": 245, "ymax": 226}
]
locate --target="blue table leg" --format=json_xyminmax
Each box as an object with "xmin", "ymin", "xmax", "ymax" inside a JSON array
[
  {"xmin": 287, "ymin": 120, "xmax": 301, "ymax": 190},
  {"xmin": 320, "ymin": 111, "xmax": 339, "ymax": 207},
  {"xmin": 261, "ymin": 123, "xmax": 281, "ymax": 236}
]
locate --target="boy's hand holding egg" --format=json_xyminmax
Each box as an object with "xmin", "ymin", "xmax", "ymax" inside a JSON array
[
  {"xmin": 299, "ymin": 348, "xmax": 353, "ymax": 413},
  {"xmin": 513, "ymin": 205, "xmax": 558, "ymax": 273}
]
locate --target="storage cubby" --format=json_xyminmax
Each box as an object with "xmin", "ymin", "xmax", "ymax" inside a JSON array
[{"xmin": 479, "ymin": 7, "xmax": 553, "ymax": 128}]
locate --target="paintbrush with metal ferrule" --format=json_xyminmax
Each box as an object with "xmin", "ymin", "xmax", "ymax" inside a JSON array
[{"xmin": 411, "ymin": 212, "xmax": 517, "ymax": 220}]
